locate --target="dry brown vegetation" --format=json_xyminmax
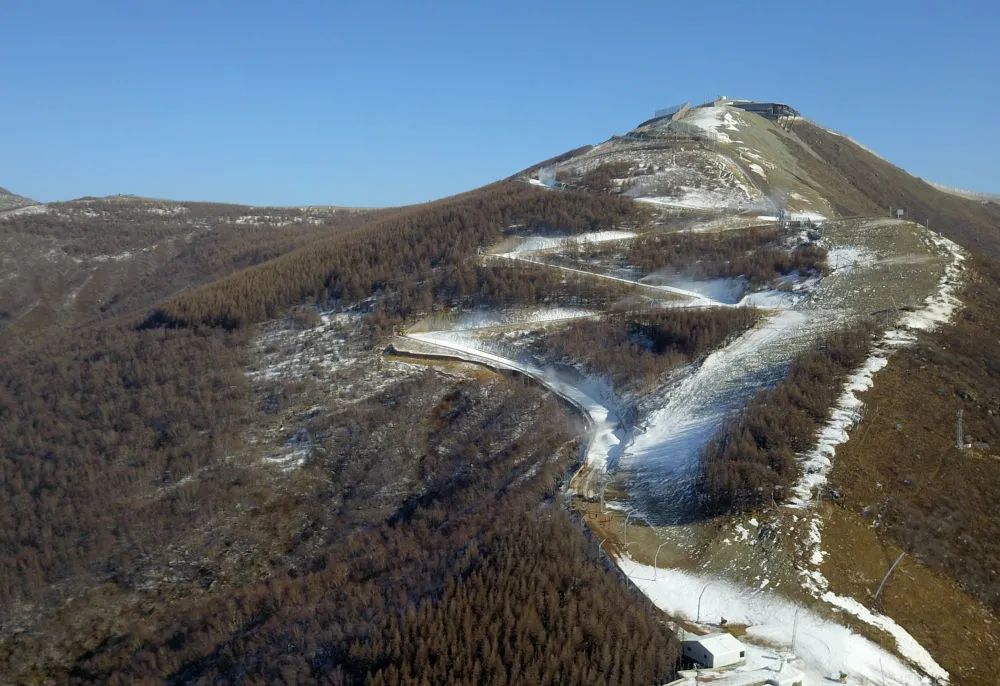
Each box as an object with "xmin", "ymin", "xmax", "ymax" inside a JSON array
[
  {"xmin": 5, "ymin": 114, "xmax": 1000, "ymax": 682},
  {"xmin": 0, "ymin": 199, "xmax": 383, "ymax": 340},
  {"xmin": 0, "ymin": 182, "xmax": 678, "ymax": 683},
  {"xmin": 830, "ymin": 260, "xmax": 1000, "ymax": 612},
  {"xmin": 551, "ymin": 225, "xmax": 828, "ymax": 290},
  {"xmin": 0, "ymin": 325, "xmax": 250, "ymax": 603},
  {"xmin": 2, "ymin": 359, "xmax": 679, "ymax": 683},
  {"xmin": 817, "ymin": 502, "xmax": 1000, "ymax": 686},
  {"xmin": 580, "ymin": 162, "xmax": 633, "ymax": 193},
  {"xmin": 790, "ymin": 121, "xmax": 1000, "ymax": 258},
  {"xmin": 626, "ymin": 228, "xmax": 827, "ymax": 288},
  {"xmin": 538, "ymin": 308, "xmax": 761, "ymax": 393},
  {"xmin": 783, "ymin": 123, "xmax": 1000, "ymax": 613},
  {"xmin": 147, "ymin": 182, "xmax": 649, "ymax": 332},
  {"xmin": 699, "ymin": 324, "xmax": 876, "ymax": 513},
  {"xmin": 368, "ymin": 261, "xmax": 635, "ymax": 340},
  {"xmin": 5, "ymin": 199, "xmax": 370, "ymax": 259}
]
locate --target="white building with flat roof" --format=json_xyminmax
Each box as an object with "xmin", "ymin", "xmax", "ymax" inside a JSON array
[{"xmin": 681, "ymin": 632, "xmax": 746, "ymax": 668}]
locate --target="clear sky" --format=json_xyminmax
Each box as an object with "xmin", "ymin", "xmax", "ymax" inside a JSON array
[{"xmin": 2, "ymin": 1, "xmax": 997, "ymax": 207}]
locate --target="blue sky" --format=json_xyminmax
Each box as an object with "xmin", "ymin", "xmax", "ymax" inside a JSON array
[{"xmin": 2, "ymin": 1, "xmax": 997, "ymax": 207}]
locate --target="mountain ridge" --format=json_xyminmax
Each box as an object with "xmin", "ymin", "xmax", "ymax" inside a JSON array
[
  {"xmin": 0, "ymin": 185, "xmax": 34, "ymax": 211},
  {"xmin": 2, "ymin": 100, "xmax": 999, "ymax": 684}
]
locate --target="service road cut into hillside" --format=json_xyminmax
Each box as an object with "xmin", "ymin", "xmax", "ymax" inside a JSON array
[{"xmin": 388, "ymin": 212, "xmax": 961, "ymax": 686}]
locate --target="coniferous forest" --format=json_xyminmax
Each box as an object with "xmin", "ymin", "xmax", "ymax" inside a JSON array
[
  {"xmin": 0, "ymin": 183, "xmax": 679, "ymax": 684},
  {"xmin": 5, "ymin": 96, "xmax": 1000, "ymax": 684}
]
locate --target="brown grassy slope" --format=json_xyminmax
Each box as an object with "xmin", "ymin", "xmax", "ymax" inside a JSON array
[
  {"xmin": 779, "ymin": 122, "xmax": 1000, "ymax": 679},
  {"xmin": 830, "ymin": 263, "xmax": 1000, "ymax": 612},
  {"xmin": 818, "ymin": 504, "xmax": 1000, "ymax": 686},
  {"xmin": 817, "ymin": 263, "xmax": 1000, "ymax": 685},
  {"xmin": 784, "ymin": 119, "xmax": 1000, "ymax": 611},
  {"xmin": 788, "ymin": 120, "xmax": 1000, "ymax": 257}
]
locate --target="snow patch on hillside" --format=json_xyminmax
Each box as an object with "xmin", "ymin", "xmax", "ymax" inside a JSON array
[
  {"xmin": 782, "ymin": 229, "xmax": 964, "ymax": 683},
  {"xmin": 676, "ymin": 106, "xmax": 746, "ymax": 143},
  {"xmin": 642, "ymin": 275, "xmax": 746, "ymax": 305},
  {"xmin": 899, "ymin": 233, "xmax": 965, "ymax": 330},
  {"xmin": 248, "ymin": 312, "xmax": 361, "ymax": 384},
  {"xmin": 617, "ymin": 557, "xmax": 939, "ymax": 685},
  {"xmin": 503, "ymin": 230, "xmax": 637, "ymax": 255},
  {"xmin": 620, "ymin": 308, "xmax": 813, "ymax": 520},
  {"xmin": 787, "ymin": 354, "xmax": 888, "ymax": 507},
  {"xmin": 821, "ymin": 591, "xmax": 949, "ymax": 683},
  {"xmin": 636, "ymin": 187, "xmax": 761, "ymax": 212},
  {"xmin": 404, "ymin": 328, "xmax": 625, "ymax": 476},
  {"xmin": 146, "ymin": 205, "xmax": 189, "ymax": 216},
  {"xmin": 789, "ymin": 231, "xmax": 964, "ymax": 508},
  {"xmin": 826, "ymin": 245, "xmax": 868, "ymax": 270},
  {"xmin": 445, "ymin": 306, "xmax": 599, "ymax": 331},
  {"xmin": 790, "ymin": 211, "xmax": 828, "ymax": 223},
  {"xmin": 738, "ymin": 288, "xmax": 804, "ymax": 309}
]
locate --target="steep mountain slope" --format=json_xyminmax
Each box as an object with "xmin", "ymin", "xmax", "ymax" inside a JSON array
[
  {"xmin": 528, "ymin": 102, "xmax": 1000, "ymax": 258},
  {"xmin": 2, "ymin": 101, "xmax": 998, "ymax": 685},
  {"xmin": 789, "ymin": 121, "xmax": 1000, "ymax": 258},
  {"xmin": 477, "ymin": 102, "xmax": 1000, "ymax": 683},
  {"xmin": 402, "ymin": 215, "xmax": 965, "ymax": 683},
  {"xmin": 778, "ymin": 121, "xmax": 1000, "ymax": 681},
  {"xmin": 0, "ymin": 183, "xmax": 678, "ymax": 685},
  {"xmin": 533, "ymin": 102, "xmax": 835, "ymax": 219},
  {"xmin": 929, "ymin": 181, "xmax": 1000, "ymax": 204}
]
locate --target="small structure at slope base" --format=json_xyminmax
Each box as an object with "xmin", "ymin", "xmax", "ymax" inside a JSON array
[{"xmin": 681, "ymin": 632, "xmax": 747, "ymax": 668}]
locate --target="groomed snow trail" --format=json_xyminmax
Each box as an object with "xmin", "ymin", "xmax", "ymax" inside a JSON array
[
  {"xmin": 620, "ymin": 235, "xmax": 875, "ymax": 522},
  {"xmin": 492, "ymin": 252, "xmax": 723, "ymax": 304},
  {"xmin": 775, "ymin": 232, "xmax": 966, "ymax": 685},
  {"xmin": 400, "ymin": 328, "xmax": 626, "ymax": 476},
  {"xmin": 389, "ymin": 219, "xmax": 955, "ymax": 685},
  {"xmin": 617, "ymin": 222, "xmax": 957, "ymax": 684},
  {"xmin": 621, "ymin": 308, "xmax": 815, "ymax": 522},
  {"xmin": 619, "ymin": 558, "xmax": 942, "ymax": 686},
  {"xmin": 500, "ymin": 230, "xmax": 637, "ymax": 254}
]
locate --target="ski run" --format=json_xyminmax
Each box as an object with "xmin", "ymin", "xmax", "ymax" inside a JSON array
[{"xmin": 385, "ymin": 218, "xmax": 962, "ymax": 685}]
